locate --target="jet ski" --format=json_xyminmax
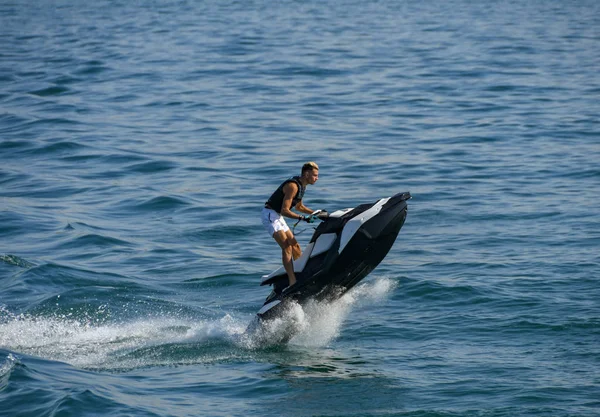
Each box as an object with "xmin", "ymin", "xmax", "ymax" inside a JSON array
[{"xmin": 254, "ymin": 191, "xmax": 411, "ymax": 326}]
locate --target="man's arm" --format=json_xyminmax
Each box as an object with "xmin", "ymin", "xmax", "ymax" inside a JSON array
[
  {"xmin": 280, "ymin": 183, "xmax": 303, "ymax": 219},
  {"xmin": 295, "ymin": 200, "xmax": 313, "ymax": 215}
]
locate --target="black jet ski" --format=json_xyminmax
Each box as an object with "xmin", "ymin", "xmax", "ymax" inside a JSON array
[{"xmin": 254, "ymin": 191, "xmax": 411, "ymax": 325}]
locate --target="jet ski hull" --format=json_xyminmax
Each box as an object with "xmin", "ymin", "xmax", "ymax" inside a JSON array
[{"xmin": 255, "ymin": 192, "xmax": 410, "ymax": 324}]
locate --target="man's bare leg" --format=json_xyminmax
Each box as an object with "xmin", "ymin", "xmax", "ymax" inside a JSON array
[
  {"xmin": 285, "ymin": 230, "xmax": 302, "ymax": 260},
  {"xmin": 273, "ymin": 230, "xmax": 296, "ymax": 287}
]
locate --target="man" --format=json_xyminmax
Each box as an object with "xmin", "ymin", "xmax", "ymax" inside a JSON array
[{"xmin": 261, "ymin": 162, "xmax": 319, "ymax": 289}]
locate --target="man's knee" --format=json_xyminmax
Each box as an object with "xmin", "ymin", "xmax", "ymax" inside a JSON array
[
  {"xmin": 292, "ymin": 244, "xmax": 302, "ymax": 261},
  {"xmin": 280, "ymin": 238, "xmax": 293, "ymax": 250}
]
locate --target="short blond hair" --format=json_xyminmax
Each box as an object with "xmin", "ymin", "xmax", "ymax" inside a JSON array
[{"xmin": 302, "ymin": 161, "xmax": 319, "ymax": 174}]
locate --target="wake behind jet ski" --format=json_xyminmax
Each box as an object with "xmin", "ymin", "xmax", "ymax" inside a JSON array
[{"xmin": 254, "ymin": 191, "xmax": 411, "ymax": 326}]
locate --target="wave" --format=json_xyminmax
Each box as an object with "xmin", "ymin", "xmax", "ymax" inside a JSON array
[
  {"xmin": 128, "ymin": 195, "xmax": 191, "ymax": 212},
  {"xmin": 55, "ymin": 233, "xmax": 133, "ymax": 250},
  {"xmin": 126, "ymin": 160, "xmax": 178, "ymax": 174},
  {"xmin": 0, "ymin": 254, "xmax": 36, "ymax": 269},
  {"xmin": 29, "ymin": 86, "xmax": 70, "ymax": 97},
  {"xmin": 0, "ymin": 353, "xmax": 18, "ymax": 392}
]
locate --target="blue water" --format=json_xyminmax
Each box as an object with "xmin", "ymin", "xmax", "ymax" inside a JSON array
[{"xmin": 1, "ymin": 0, "xmax": 599, "ymax": 416}]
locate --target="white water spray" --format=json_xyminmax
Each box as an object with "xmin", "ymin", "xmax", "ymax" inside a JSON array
[
  {"xmin": 241, "ymin": 277, "xmax": 397, "ymax": 349},
  {"xmin": 0, "ymin": 278, "xmax": 396, "ymax": 369}
]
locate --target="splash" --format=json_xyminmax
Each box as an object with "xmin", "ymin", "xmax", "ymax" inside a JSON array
[
  {"xmin": 0, "ymin": 308, "xmax": 247, "ymax": 370},
  {"xmin": 0, "ymin": 278, "xmax": 396, "ymax": 369},
  {"xmin": 242, "ymin": 277, "xmax": 397, "ymax": 348},
  {"xmin": 293, "ymin": 277, "xmax": 397, "ymax": 346}
]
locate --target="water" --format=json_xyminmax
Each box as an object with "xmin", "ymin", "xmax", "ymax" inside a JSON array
[{"xmin": 1, "ymin": 0, "xmax": 599, "ymax": 416}]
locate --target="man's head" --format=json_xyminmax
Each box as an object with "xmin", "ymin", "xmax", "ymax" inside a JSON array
[{"xmin": 301, "ymin": 161, "xmax": 319, "ymax": 185}]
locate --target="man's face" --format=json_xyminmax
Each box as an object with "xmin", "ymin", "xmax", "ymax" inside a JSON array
[{"xmin": 304, "ymin": 169, "xmax": 319, "ymax": 185}]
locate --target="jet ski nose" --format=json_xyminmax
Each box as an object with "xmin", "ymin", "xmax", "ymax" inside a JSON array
[
  {"xmin": 391, "ymin": 191, "xmax": 411, "ymax": 202},
  {"xmin": 381, "ymin": 192, "xmax": 411, "ymax": 215}
]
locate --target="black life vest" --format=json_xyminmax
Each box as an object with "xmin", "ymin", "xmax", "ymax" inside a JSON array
[{"xmin": 265, "ymin": 176, "xmax": 305, "ymax": 213}]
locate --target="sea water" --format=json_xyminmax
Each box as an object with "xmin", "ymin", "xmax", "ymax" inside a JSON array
[{"xmin": 1, "ymin": 0, "xmax": 599, "ymax": 416}]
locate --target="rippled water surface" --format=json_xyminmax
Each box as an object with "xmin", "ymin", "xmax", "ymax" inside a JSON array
[{"xmin": 1, "ymin": 1, "xmax": 599, "ymax": 416}]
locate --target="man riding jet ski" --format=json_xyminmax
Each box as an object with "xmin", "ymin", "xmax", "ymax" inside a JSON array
[{"xmin": 255, "ymin": 191, "xmax": 411, "ymax": 323}]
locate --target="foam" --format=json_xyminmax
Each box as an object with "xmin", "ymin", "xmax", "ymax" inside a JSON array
[
  {"xmin": 0, "ymin": 278, "xmax": 396, "ymax": 369},
  {"xmin": 290, "ymin": 277, "xmax": 397, "ymax": 347},
  {"xmin": 241, "ymin": 277, "xmax": 397, "ymax": 348},
  {"xmin": 0, "ymin": 310, "xmax": 247, "ymax": 369}
]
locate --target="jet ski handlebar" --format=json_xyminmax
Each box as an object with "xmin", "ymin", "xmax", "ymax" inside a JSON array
[{"xmin": 311, "ymin": 209, "xmax": 329, "ymax": 220}]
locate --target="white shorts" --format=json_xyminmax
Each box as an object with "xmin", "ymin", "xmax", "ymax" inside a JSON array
[{"xmin": 261, "ymin": 208, "xmax": 290, "ymax": 236}]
